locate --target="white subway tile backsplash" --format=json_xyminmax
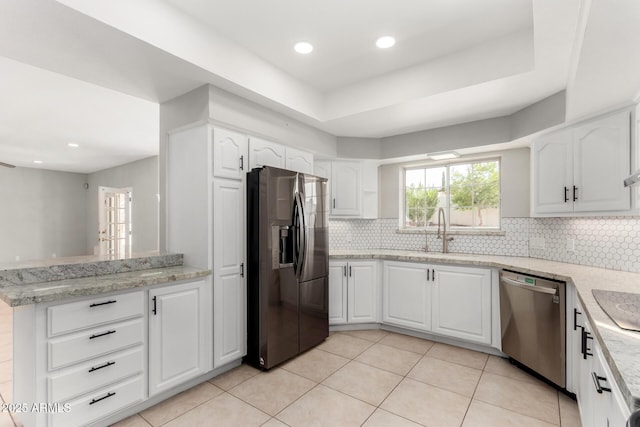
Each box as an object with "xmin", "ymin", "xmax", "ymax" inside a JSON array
[{"xmin": 329, "ymin": 216, "xmax": 640, "ymax": 273}]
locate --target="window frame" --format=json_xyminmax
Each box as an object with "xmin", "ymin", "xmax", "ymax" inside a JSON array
[{"xmin": 401, "ymin": 157, "xmax": 502, "ymax": 231}]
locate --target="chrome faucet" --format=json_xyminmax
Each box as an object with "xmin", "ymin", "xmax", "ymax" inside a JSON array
[{"xmin": 437, "ymin": 207, "xmax": 454, "ymax": 253}]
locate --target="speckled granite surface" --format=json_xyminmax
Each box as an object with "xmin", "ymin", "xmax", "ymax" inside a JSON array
[
  {"xmin": 331, "ymin": 250, "xmax": 640, "ymax": 411},
  {"xmin": 0, "ymin": 252, "xmax": 183, "ymax": 285},
  {"xmin": 0, "ymin": 265, "xmax": 210, "ymax": 307}
]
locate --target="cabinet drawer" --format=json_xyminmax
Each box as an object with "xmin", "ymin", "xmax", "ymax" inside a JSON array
[
  {"xmin": 48, "ymin": 346, "xmax": 144, "ymax": 403},
  {"xmin": 48, "ymin": 318, "xmax": 144, "ymax": 370},
  {"xmin": 48, "ymin": 291, "xmax": 144, "ymax": 337},
  {"xmin": 49, "ymin": 374, "xmax": 144, "ymax": 427}
]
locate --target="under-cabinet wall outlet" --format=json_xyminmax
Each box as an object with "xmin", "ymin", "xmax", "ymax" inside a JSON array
[
  {"xmin": 529, "ymin": 237, "xmax": 545, "ymax": 250},
  {"xmin": 566, "ymin": 238, "xmax": 575, "ymax": 253}
]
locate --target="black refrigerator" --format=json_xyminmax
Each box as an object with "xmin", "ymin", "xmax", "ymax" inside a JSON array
[{"xmin": 246, "ymin": 166, "xmax": 329, "ymax": 370}]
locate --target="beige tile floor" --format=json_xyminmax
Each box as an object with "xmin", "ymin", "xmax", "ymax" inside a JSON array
[{"xmin": 0, "ymin": 298, "xmax": 582, "ymax": 427}]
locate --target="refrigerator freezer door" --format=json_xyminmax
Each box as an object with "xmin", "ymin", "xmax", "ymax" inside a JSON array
[{"xmin": 299, "ymin": 276, "xmax": 329, "ymax": 353}]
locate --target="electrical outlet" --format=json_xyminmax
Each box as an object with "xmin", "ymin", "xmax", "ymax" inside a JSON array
[{"xmin": 567, "ymin": 238, "xmax": 575, "ymax": 253}]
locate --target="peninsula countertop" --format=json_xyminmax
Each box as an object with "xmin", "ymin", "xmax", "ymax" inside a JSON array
[
  {"xmin": 0, "ymin": 252, "xmax": 211, "ymax": 306},
  {"xmin": 330, "ymin": 249, "xmax": 640, "ymax": 411}
]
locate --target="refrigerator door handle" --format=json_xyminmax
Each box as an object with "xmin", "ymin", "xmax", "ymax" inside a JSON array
[{"xmin": 293, "ymin": 191, "xmax": 306, "ymax": 277}]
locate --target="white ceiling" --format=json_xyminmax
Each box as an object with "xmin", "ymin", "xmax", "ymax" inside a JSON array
[
  {"xmin": 0, "ymin": 0, "xmax": 639, "ymax": 172},
  {"xmin": 162, "ymin": 0, "xmax": 533, "ymax": 91}
]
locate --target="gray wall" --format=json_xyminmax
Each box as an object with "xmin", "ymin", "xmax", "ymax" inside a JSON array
[
  {"xmin": 357, "ymin": 91, "xmax": 565, "ymax": 160},
  {"xmin": 0, "ymin": 167, "xmax": 87, "ymax": 263},
  {"xmin": 86, "ymin": 156, "xmax": 158, "ymax": 254},
  {"xmin": 378, "ymin": 147, "xmax": 530, "ymax": 219}
]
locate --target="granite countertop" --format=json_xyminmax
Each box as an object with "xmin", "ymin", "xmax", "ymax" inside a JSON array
[
  {"xmin": 0, "ymin": 252, "xmax": 211, "ymax": 306},
  {"xmin": 331, "ymin": 249, "xmax": 640, "ymax": 411},
  {"xmin": 0, "ymin": 265, "xmax": 211, "ymax": 307}
]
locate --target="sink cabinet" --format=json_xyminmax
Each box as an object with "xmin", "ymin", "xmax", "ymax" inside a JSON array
[{"xmin": 382, "ymin": 261, "xmax": 431, "ymax": 331}]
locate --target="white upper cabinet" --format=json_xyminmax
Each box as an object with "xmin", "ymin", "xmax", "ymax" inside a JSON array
[
  {"xmin": 314, "ymin": 160, "xmax": 377, "ymax": 218},
  {"xmin": 249, "ymin": 137, "xmax": 285, "ymax": 170},
  {"xmin": 285, "ymin": 146, "xmax": 314, "ymax": 174},
  {"xmin": 331, "ymin": 161, "xmax": 361, "ymax": 216},
  {"xmin": 212, "ymin": 127, "xmax": 249, "ymax": 180},
  {"xmin": 532, "ymin": 110, "xmax": 631, "ymax": 215},
  {"xmin": 573, "ymin": 113, "xmax": 631, "ymax": 212},
  {"xmin": 314, "ymin": 160, "xmax": 331, "ymax": 179},
  {"xmin": 532, "ymin": 128, "xmax": 573, "ymax": 214}
]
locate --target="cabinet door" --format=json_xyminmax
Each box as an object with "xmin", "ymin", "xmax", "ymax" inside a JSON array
[
  {"xmin": 576, "ymin": 319, "xmax": 595, "ymax": 426},
  {"xmin": 212, "ymin": 127, "xmax": 248, "ymax": 180},
  {"xmin": 285, "ymin": 147, "xmax": 314, "ymax": 174},
  {"xmin": 314, "ymin": 160, "xmax": 331, "ymax": 179},
  {"xmin": 432, "ymin": 265, "xmax": 491, "ymax": 344},
  {"xmin": 382, "ymin": 261, "xmax": 431, "ymax": 331},
  {"xmin": 566, "ymin": 287, "xmax": 584, "ymax": 395},
  {"xmin": 328, "ymin": 261, "xmax": 347, "ymax": 325},
  {"xmin": 532, "ymin": 129, "xmax": 574, "ymax": 214},
  {"xmin": 149, "ymin": 280, "xmax": 212, "ymax": 396},
  {"xmin": 331, "ymin": 162, "xmax": 360, "ymax": 216},
  {"xmin": 213, "ymin": 179, "xmax": 246, "ymax": 368},
  {"xmin": 249, "ymin": 137, "xmax": 286, "ymax": 170},
  {"xmin": 347, "ymin": 261, "xmax": 378, "ymax": 323},
  {"xmin": 573, "ymin": 112, "xmax": 631, "ymax": 212}
]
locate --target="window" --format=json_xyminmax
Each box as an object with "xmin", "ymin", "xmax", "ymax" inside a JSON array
[{"xmin": 403, "ymin": 159, "xmax": 500, "ymax": 229}]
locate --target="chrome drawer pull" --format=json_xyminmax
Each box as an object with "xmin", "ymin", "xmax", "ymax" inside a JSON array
[
  {"xmin": 89, "ymin": 300, "xmax": 117, "ymax": 308},
  {"xmin": 89, "ymin": 330, "xmax": 116, "ymax": 340},
  {"xmin": 89, "ymin": 392, "xmax": 116, "ymax": 405},
  {"xmin": 88, "ymin": 361, "xmax": 115, "ymax": 373}
]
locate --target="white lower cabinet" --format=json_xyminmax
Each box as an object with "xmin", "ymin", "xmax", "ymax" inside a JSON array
[
  {"xmin": 329, "ymin": 260, "xmax": 378, "ymax": 325},
  {"xmin": 382, "ymin": 261, "xmax": 431, "ymax": 331},
  {"xmin": 569, "ymin": 300, "xmax": 630, "ymax": 427},
  {"xmin": 149, "ymin": 280, "xmax": 212, "ymax": 396},
  {"xmin": 328, "ymin": 262, "xmax": 348, "ymax": 324},
  {"xmin": 380, "ymin": 260, "xmax": 493, "ymax": 345},
  {"xmin": 432, "ymin": 265, "xmax": 492, "ymax": 345}
]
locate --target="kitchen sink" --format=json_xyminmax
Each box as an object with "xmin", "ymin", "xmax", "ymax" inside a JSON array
[{"xmin": 592, "ymin": 289, "xmax": 640, "ymax": 332}]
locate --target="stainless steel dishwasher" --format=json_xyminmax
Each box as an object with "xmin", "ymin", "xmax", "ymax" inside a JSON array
[{"xmin": 500, "ymin": 270, "xmax": 566, "ymax": 388}]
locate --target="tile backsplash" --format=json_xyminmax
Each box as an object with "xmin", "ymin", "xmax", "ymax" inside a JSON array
[{"xmin": 329, "ymin": 217, "xmax": 640, "ymax": 273}]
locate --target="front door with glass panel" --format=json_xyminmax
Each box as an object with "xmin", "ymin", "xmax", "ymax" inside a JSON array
[{"xmin": 98, "ymin": 186, "xmax": 132, "ymax": 256}]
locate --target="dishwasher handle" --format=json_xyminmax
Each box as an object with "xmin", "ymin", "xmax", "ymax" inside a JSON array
[{"xmin": 501, "ymin": 276, "xmax": 558, "ymax": 295}]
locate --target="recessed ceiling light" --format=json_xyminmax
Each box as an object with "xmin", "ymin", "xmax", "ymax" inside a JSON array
[
  {"xmin": 33, "ymin": 160, "xmax": 43, "ymax": 164},
  {"xmin": 294, "ymin": 42, "xmax": 313, "ymax": 54},
  {"xmin": 376, "ymin": 36, "xmax": 396, "ymax": 49},
  {"xmin": 67, "ymin": 143, "xmax": 79, "ymax": 148}
]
